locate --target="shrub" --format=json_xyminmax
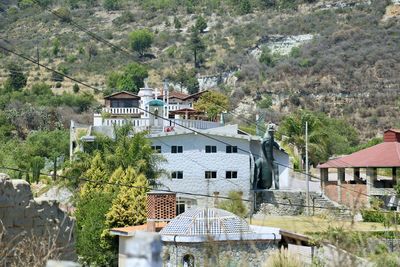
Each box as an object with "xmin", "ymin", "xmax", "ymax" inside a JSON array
[
  {"xmin": 73, "ymin": 83, "xmax": 80, "ymax": 93},
  {"xmin": 54, "ymin": 7, "xmax": 71, "ymax": 22},
  {"xmin": 264, "ymin": 248, "xmax": 302, "ymax": 267},
  {"xmin": 31, "ymin": 83, "xmax": 52, "ymax": 95},
  {"xmin": 55, "ymin": 82, "xmax": 62, "ymax": 88},
  {"xmin": 217, "ymin": 191, "xmax": 247, "ymax": 218},
  {"xmin": 112, "ymin": 11, "xmax": 134, "ymax": 25},
  {"xmin": 103, "ymin": 0, "xmax": 120, "ymax": 11}
]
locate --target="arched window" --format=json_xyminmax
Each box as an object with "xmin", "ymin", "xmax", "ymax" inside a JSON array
[{"xmin": 182, "ymin": 254, "xmax": 195, "ymax": 267}]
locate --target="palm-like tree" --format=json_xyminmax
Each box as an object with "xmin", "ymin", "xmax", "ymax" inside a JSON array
[{"xmin": 276, "ymin": 110, "xmax": 329, "ymax": 170}]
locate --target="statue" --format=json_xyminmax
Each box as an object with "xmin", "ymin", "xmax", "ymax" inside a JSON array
[{"xmin": 253, "ymin": 123, "xmax": 280, "ymax": 190}]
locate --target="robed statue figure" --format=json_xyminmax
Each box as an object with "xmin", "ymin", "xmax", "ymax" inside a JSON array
[{"xmin": 253, "ymin": 123, "xmax": 280, "ymax": 190}]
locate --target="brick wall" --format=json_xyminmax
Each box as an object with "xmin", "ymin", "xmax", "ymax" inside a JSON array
[
  {"xmin": 340, "ymin": 183, "xmax": 368, "ymax": 208},
  {"xmin": 147, "ymin": 193, "xmax": 176, "ymax": 220},
  {"xmin": 324, "ymin": 182, "xmax": 367, "ymax": 208}
]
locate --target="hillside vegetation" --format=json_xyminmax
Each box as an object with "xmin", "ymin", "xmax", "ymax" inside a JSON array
[{"xmin": 1, "ymin": 0, "xmax": 400, "ymax": 140}]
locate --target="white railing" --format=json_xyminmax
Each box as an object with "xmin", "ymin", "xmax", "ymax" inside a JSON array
[
  {"xmin": 168, "ymin": 119, "xmax": 220, "ymax": 129},
  {"xmin": 168, "ymin": 103, "xmax": 192, "ymax": 111},
  {"xmin": 102, "ymin": 107, "xmax": 141, "ymax": 115},
  {"xmin": 103, "ymin": 118, "xmax": 151, "ymax": 127}
]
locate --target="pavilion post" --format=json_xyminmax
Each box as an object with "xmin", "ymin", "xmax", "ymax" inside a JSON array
[
  {"xmin": 320, "ymin": 168, "xmax": 328, "ymax": 194},
  {"xmin": 337, "ymin": 168, "xmax": 345, "ymax": 203},
  {"xmin": 366, "ymin": 167, "xmax": 377, "ymax": 207},
  {"xmin": 354, "ymin": 168, "xmax": 361, "ymax": 183},
  {"xmin": 392, "ymin": 168, "xmax": 397, "ymax": 186}
]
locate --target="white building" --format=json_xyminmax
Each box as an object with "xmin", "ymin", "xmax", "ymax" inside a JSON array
[
  {"xmin": 92, "ymin": 86, "xmax": 217, "ymax": 131},
  {"xmin": 149, "ymin": 124, "xmax": 289, "ymax": 212}
]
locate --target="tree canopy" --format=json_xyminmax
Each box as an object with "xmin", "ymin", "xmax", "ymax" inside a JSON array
[
  {"xmin": 129, "ymin": 29, "xmax": 154, "ymax": 57},
  {"xmin": 195, "ymin": 90, "xmax": 229, "ymax": 121},
  {"xmin": 106, "ymin": 63, "xmax": 148, "ymax": 94},
  {"xmin": 276, "ymin": 109, "xmax": 360, "ymax": 169}
]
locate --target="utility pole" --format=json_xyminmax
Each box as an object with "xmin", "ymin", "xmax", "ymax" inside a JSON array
[
  {"xmin": 305, "ymin": 121, "xmax": 310, "ymax": 216},
  {"xmin": 36, "ymin": 45, "xmax": 40, "ymax": 70}
]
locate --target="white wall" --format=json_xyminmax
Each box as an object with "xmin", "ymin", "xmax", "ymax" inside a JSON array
[{"xmin": 151, "ymin": 134, "xmax": 252, "ymax": 207}]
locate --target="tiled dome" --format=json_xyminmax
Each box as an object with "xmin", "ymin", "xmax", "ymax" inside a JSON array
[{"xmin": 160, "ymin": 208, "xmax": 253, "ymax": 236}]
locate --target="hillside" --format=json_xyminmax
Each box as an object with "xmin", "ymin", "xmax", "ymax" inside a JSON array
[{"xmin": 1, "ymin": 0, "xmax": 400, "ymax": 139}]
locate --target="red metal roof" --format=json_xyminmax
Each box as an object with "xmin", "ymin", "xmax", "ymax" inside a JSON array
[{"xmin": 318, "ymin": 142, "xmax": 400, "ymax": 168}]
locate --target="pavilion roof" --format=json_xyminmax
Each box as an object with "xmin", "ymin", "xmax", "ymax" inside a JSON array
[{"xmin": 318, "ymin": 142, "xmax": 400, "ymax": 168}]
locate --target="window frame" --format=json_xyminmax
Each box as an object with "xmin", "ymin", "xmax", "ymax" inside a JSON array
[
  {"xmin": 205, "ymin": 145, "xmax": 217, "ymax": 153},
  {"xmin": 226, "ymin": 145, "xmax": 238, "ymax": 153},
  {"xmin": 171, "ymin": 171, "xmax": 183, "ymax": 179},
  {"xmin": 205, "ymin": 171, "xmax": 217, "ymax": 179},
  {"xmin": 171, "ymin": 145, "xmax": 183, "ymax": 153},
  {"xmin": 225, "ymin": 171, "xmax": 238, "ymax": 179}
]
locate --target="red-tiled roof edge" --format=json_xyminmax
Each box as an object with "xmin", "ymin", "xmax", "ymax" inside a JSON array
[
  {"xmin": 385, "ymin": 128, "xmax": 400, "ymax": 134},
  {"xmin": 318, "ymin": 142, "xmax": 400, "ymax": 168}
]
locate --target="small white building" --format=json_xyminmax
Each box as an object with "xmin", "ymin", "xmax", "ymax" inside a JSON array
[{"xmin": 149, "ymin": 124, "xmax": 290, "ymax": 212}]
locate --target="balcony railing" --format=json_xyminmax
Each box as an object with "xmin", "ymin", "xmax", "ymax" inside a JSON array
[
  {"xmin": 102, "ymin": 107, "xmax": 141, "ymax": 115},
  {"xmin": 168, "ymin": 119, "xmax": 220, "ymax": 129}
]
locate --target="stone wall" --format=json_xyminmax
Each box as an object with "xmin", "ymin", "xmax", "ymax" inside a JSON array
[
  {"xmin": 163, "ymin": 240, "xmax": 278, "ymax": 267},
  {"xmin": 0, "ymin": 173, "xmax": 76, "ymax": 262},
  {"xmin": 255, "ymin": 190, "xmax": 350, "ymax": 217}
]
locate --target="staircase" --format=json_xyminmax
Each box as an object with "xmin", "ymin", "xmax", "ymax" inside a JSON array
[{"xmin": 309, "ymin": 192, "xmax": 352, "ymax": 219}]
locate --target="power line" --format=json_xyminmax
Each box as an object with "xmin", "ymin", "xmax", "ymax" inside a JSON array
[
  {"xmin": 0, "ymin": 44, "xmax": 102, "ymax": 92},
  {"xmin": 0, "ymin": 165, "xmax": 352, "ymax": 211},
  {"xmin": 2, "ymin": 43, "xmax": 396, "ymax": 212}
]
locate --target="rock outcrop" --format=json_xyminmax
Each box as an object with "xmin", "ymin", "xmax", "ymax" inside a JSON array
[{"xmin": 0, "ymin": 173, "xmax": 76, "ymax": 262}]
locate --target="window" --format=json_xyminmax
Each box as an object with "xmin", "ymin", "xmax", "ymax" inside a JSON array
[
  {"xmin": 171, "ymin": 146, "xmax": 183, "ymax": 153},
  {"xmin": 171, "ymin": 171, "xmax": 183, "ymax": 179},
  {"xmin": 182, "ymin": 254, "xmax": 195, "ymax": 267},
  {"xmin": 176, "ymin": 202, "xmax": 185, "ymax": 215},
  {"xmin": 205, "ymin": 171, "xmax": 217, "ymax": 179},
  {"xmin": 226, "ymin": 171, "xmax": 238, "ymax": 179},
  {"xmin": 226, "ymin": 145, "xmax": 238, "ymax": 153},
  {"xmin": 205, "ymin": 145, "xmax": 217, "ymax": 153},
  {"xmin": 151, "ymin": 145, "xmax": 161, "ymax": 153}
]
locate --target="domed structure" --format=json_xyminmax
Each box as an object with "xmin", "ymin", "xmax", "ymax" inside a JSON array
[{"xmin": 160, "ymin": 208, "xmax": 252, "ymax": 236}]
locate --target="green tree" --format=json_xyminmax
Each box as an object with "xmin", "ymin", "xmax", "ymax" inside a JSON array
[
  {"xmin": 25, "ymin": 130, "xmax": 69, "ymax": 180},
  {"xmin": 105, "ymin": 167, "xmax": 148, "ymax": 227},
  {"xmin": 103, "ymin": 0, "xmax": 120, "ymax": 10},
  {"xmin": 173, "ymin": 16, "xmax": 181, "ymax": 31},
  {"xmin": 170, "ymin": 67, "xmax": 199, "ymax": 94},
  {"xmin": 5, "ymin": 63, "xmax": 27, "ymax": 91},
  {"xmin": 195, "ymin": 15, "xmax": 207, "ymax": 33},
  {"xmin": 218, "ymin": 191, "xmax": 247, "ymax": 218},
  {"xmin": 106, "ymin": 63, "xmax": 148, "ymax": 94},
  {"xmin": 129, "ymin": 29, "xmax": 154, "ymax": 57},
  {"xmin": 75, "ymin": 190, "xmax": 117, "ymax": 266},
  {"xmin": 276, "ymin": 110, "xmax": 329, "ymax": 170},
  {"xmin": 257, "ymin": 96, "xmax": 273, "ymax": 109},
  {"xmin": 73, "ymin": 83, "xmax": 80, "ymax": 93},
  {"xmin": 52, "ymin": 38, "xmax": 61, "ymax": 56},
  {"xmin": 195, "ymin": 91, "xmax": 229, "ymax": 121},
  {"xmin": 188, "ymin": 26, "xmax": 205, "ymax": 68}
]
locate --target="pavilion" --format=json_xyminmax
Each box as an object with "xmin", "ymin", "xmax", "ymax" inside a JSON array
[{"xmin": 318, "ymin": 129, "xmax": 400, "ymax": 209}]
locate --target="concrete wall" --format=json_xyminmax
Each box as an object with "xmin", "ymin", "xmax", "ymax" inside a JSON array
[
  {"xmin": 163, "ymin": 240, "xmax": 278, "ymax": 267},
  {"xmin": 151, "ymin": 134, "xmax": 253, "ymax": 208},
  {"xmin": 0, "ymin": 173, "xmax": 75, "ymax": 261}
]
